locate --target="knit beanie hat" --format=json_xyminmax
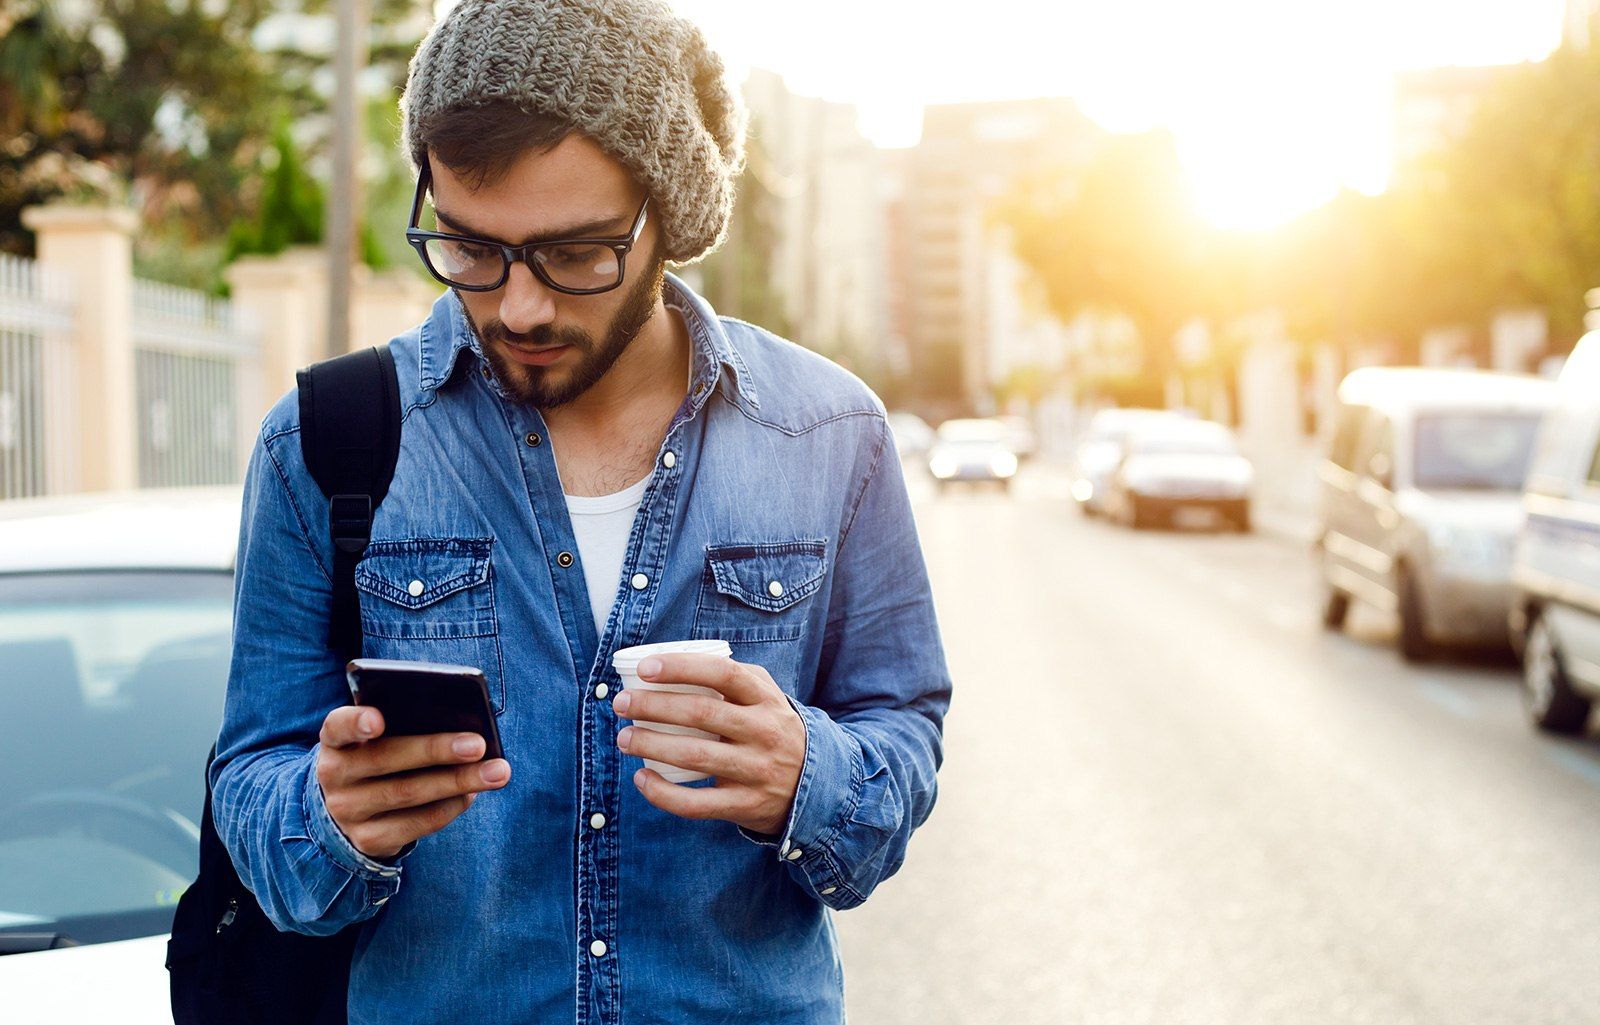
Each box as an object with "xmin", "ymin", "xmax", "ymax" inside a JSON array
[{"xmin": 399, "ymin": 0, "xmax": 748, "ymax": 265}]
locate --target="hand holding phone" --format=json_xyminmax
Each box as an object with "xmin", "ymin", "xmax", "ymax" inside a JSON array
[{"xmin": 314, "ymin": 659, "xmax": 510, "ymax": 861}]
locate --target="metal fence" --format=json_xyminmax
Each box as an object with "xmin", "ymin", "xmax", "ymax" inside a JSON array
[
  {"xmin": 0, "ymin": 253, "xmax": 77, "ymax": 500},
  {"xmin": 131, "ymin": 279, "xmax": 260, "ymax": 489}
]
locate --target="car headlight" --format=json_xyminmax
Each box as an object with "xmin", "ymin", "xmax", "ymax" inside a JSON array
[
  {"xmin": 990, "ymin": 451, "xmax": 1018, "ymax": 477},
  {"xmin": 930, "ymin": 454, "xmax": 958, "ymax": 479}
]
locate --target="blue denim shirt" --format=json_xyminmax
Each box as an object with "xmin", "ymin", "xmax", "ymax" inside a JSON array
[{"xmin": 210, "ymin": 272, "xmax": 952, "ymax": 1024}]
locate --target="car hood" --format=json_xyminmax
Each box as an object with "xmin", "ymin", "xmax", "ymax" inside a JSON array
[
  {"xmin": 1397, "ymin": 489, "xmax": 1526, "ymax": 535},
  {"xmin": 0, "ymin": 933, "xmax": 173, "ymax": 1022}
]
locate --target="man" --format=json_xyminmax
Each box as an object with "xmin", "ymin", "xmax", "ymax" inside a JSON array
[{"xmin": 210, "ymin": 0, "xmax": 952, "ymax": 1021}]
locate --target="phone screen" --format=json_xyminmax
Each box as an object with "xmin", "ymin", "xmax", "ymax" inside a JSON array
[{"xmin": 345, "ymin": 658, "xmax": 505, "ymax": 762}]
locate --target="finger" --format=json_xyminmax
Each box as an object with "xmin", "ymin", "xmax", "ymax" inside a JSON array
[
  {"xmin": 338, "ymin": 758, "xmax": 511, "ymax": 821},
  {"xmin": 634, "ymin": 653, "xmax": 769, "ymax": 704},
  {"xmin": 321, "ymin": 705, "xmax": 386, "ymax": 750},
  {"xmin": 319, "ymin": 730, "xmax": 488, "ymax": 789},
  {"xmin": 351, "ymin": 792, "xmax": 477, "ymax": 857},
  {"xmin": 631, "ymin": 766, "xmax": 753, "ymax": 821},
  {"xmin": 613, "ymin": 689, "xmax": 754, "ymax": 740},
  {"xmin": 617, "ymin": 726, "xmax": 762, "ymax": 783}
]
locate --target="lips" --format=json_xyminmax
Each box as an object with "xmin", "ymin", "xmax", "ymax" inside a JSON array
[{"xmin": 500, "ymin": 339, "xmax": 571, "ymax": 366}]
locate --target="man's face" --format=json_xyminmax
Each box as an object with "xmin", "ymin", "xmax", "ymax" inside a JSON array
[{"xmin": 425, "ymin": 136, "xmax": 664, "ymax": 409}]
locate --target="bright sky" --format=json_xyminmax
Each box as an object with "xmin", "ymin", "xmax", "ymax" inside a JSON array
[{"xmin": 669, "ymin": 0, "xmax": 1570, "ymax": 229}]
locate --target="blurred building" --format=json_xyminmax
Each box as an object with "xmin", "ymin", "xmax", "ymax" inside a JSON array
[
  {"xmin": 899, "ymin": 99, "xmax": 1105, "ymax": 414},
  {"xmin": 1391, "ymin": 64, "xmax": 1524, "ymax": 186},
  {"xmin": 693, "ymin": 69, "xmax": 892, "ymax": 385},
  {"xmin": 1566, "ymin": 0, "xmax": 1600, "ymax": 51}
]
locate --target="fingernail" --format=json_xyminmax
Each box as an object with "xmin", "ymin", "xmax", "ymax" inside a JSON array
[
  {"xmin": 617, "ymin": 727, "xmax": 633, "ymax": 750},
  {"xmin": 481, "ymin": 760, "xmax": 508, "ymax": 783},
  {"xmin": 638, "ymin": 657, "xmax": 661, "ymax": 679},
  {"xmin": 613, "ymin": 691, "xmax": 631, "ymax": 714},
  {"xmin": 452, "ymin": 735, "xmax": 478, "ymax": 757},
  {"xmin": 358, "ymin": 714, "xmax": 375, "ymax": 736}
]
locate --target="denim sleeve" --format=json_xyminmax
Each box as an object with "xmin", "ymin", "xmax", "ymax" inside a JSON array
[
  {"xmin": 208, "ymin": 420, "xmax": 417, "ymax": 937},
  {"xmin": 738, "ymin": 415, "xmax": 952, "ymax": 910}
]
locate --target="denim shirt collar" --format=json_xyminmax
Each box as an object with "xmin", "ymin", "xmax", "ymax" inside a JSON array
[{"xmin": 415, "ymin": 271, "xmax": 759, "ymax": 412}]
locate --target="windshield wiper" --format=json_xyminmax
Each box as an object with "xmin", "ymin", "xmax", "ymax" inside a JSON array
[{"xmin": 0, "ymin": 931, "xmax": 81, "ymax": 954}]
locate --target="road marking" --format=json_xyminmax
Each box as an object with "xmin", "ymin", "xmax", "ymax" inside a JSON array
[
  {"xmin": 1416, "ymin": 680, "xmax": 1477, "ymax": 719},
  {"xmin": 1545, "ymin": 746, "xmax": 1600, "ymax": 790}
]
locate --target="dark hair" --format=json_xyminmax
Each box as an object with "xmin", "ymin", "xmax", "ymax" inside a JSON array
[{"xmin": 413, "ymin": 99, "xmax": 573, "ymax": 192}]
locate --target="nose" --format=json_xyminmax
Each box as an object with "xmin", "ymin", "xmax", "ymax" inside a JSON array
[{"xmin": 498, "ymin": 259, "xmax": 558, "ymax": 335}]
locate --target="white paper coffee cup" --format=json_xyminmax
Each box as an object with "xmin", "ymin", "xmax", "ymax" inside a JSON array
[{"xmin": 612, "ymin": 639, "xmax": 732, "ymax": 783}]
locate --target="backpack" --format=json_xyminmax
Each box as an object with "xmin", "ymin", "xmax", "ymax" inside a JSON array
[{"xmin": 166, "ymin": 343, "xmax": 402, "ymax": 1025}]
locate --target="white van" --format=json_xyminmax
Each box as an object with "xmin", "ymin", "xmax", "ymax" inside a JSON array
[
  {"xmin": 1511, "ymin": 333, "xmax": 1600, "ymax": 733},
  {"xmin": 1317, "ymin": 367, "xmax": 1556, "ymax": 661}
]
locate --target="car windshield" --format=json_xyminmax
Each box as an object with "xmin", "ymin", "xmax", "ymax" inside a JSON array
[
  {"xmin": 938, "ymin": 420, "xmax": 1009, "ymax": 443},
  {"xmin": 0, "ymin": 571, "xmax": 232, "ymax": 949},
  {"xmin": 1413, "ymin": 412, "xmax": 1542, "ymax": 490}
]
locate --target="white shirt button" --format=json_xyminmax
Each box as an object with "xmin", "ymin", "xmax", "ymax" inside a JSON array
[
  {"xmin": 786, "ymin": 847, "xmax": 803, "ymax": 860},
  {"xmin": 768, "ymin": 579, "xmax": 784, "ymax": 598},
  {"xmin": 594, "ymin": 683, "xmax": 609, "ymax": 699},
  {"xmin": 589, "ymin": 813, "xmax": 606, "ymax": 830},
  {"xmin": 589, "ymin": 939, "xmax": 607, "ymax": 957},
  {"xmin": 407, "ymin": 579, "xmax": 424, "ymax": 597},
  {"xmin": 779, "ymin": 839, "xmax": 791, "ymax": 856},
  {"xmin": 374, "ymin": 895, "xmax": 390, "ymax": 905},
  {"xmin": 663, "ymin": 450, "xmax": 676, "ymax": 468},
  {"xmin": 820, "ymin": 886, "xmax": 837, "ymax": 894},
  {"xmin": 630, "ymin": 572, "xmax": 649, "ymax": 590}
]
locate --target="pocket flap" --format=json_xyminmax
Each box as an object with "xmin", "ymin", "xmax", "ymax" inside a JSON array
[
  {"xmin": 355, "ymin": 538, "xmax": 492, "ymax": 609},
  {"xmin": 706, "ymin": 540, "xmax": 827, "ymax": 612}
]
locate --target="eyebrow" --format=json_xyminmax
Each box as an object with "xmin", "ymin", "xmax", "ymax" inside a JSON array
[{"xmin": 431, "ymin": 204, "xmax": 631, "ymax": 246}]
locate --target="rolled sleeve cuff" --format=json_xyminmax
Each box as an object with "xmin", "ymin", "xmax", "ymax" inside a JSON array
[
  {"xmin": 303, "ymin": 743, "xmax": 418, "ymax": 883},
  {"xmin": 737, "ymin": 695, "xmax": 862, "ymax": 902}
]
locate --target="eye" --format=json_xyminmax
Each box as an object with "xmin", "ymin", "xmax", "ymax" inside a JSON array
[{"xmin": 544, "ymin": 244, "xmax": 607, "ymax": 267}]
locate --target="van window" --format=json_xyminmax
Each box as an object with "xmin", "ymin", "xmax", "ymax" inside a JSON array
[
  {"xmin": 1328, "ymin": 404, "xmax": 1368, "ymax": 471},
  {"xmin": 1353, "ymin": 413, "xmax": 1392, "ymax": 480}
]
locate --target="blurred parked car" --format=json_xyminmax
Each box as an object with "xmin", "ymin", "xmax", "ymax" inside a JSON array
[
  {"xmin": 996, "ymin": 415, "xmax": 1038, "ymax": 462},
  {"xmin": 0, "ymin": 486, "xmax": 240, "ymax": 1021},
  {"xmin": 887, "ymin": 411, "xmax": 936, "ymax": 460},
  {"xmin": 928, "ymin": 418, "xmax": 1019, "ymax": 493},
  {"xmin": 1070, "ymin": 408, "xmax": 1190, "ymax": 516},
  {"xmin": 1317, "ymin": 367, "xmax": 1556, "ymax": 662},
  {"xmin": 1104, "ymin": 419, "xmax": 1253, "ymax": 531},
  {"xmin": 1511, "ymin": 334, "xmax": 1600, "ymax": 734}
]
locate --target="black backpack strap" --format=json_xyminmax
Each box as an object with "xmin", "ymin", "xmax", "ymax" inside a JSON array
[{"xmin": 296, "ymin": 344, "xmax": 402, "ymax": 664}]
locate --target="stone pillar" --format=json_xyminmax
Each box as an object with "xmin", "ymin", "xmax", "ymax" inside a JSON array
[
  {"xmin": 225, "ymin": 246, "xmax": 328, "ymax": 435},
  {"xmin": 350, "ymin": 266, "xmax": 441, "ymax": 354},
  {"xmin": 21, "ymin": 204, "xmax": 139, "ymax": 492}
]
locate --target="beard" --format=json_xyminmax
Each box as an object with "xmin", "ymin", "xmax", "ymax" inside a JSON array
[{"xmin": 463, "ymin": 253, "xmax": 665, "ymax": 409}]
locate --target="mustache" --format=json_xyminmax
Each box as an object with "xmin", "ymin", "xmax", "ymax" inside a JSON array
[{"xmin": 488, "ymin": 323, "xmax": 589, "ymax": 351}]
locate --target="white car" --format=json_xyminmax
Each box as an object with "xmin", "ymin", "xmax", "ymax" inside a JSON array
[
  {"xmin": 887, "ymin": 411, "xmax": 935, "ymax": 460},
  {"xmin": 1070, "ymin": 408, "xmax": 1190, "ymax": 516},
  {"xmin": 1513, "ymin": 333, "xmax": 1600, "ymax": 733},
  {"xmin": 0, "ymin": 486, "xmax": 240, "ymax": 1022},
  {"xmin": 927, "ymin": 418, "xmax": 1020, "ymax": 493},
  {"xmin": 1104, "ymin": 419, "xmax": 1254, "ymax": 531}
]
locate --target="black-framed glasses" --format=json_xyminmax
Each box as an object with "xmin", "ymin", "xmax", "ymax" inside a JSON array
[{"xmin": 404, "ymin": 163, "xmax": 650, "ymax": 295}]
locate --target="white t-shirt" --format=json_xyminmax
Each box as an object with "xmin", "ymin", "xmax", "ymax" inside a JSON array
[{"xmin": 564, "ymin": 472, "xmax": 652, "ymax": 638}]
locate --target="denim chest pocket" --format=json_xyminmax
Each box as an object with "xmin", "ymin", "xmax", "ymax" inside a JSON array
[
  {"xmin": 354, "ymin": 537, "xmax": 506, "ymax": 715},
  {"xmin": 691, "ymin": 541, "xmax": 826, "ymax": 693}
]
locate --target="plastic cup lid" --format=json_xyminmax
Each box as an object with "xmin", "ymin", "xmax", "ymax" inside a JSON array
[{"xmin": 612, "ymin": 638, "xmax": 731, "ymax": 669}]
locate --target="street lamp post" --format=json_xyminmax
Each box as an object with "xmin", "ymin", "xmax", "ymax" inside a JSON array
[{"xmin": 327, "ymin": 0, "xmax": 370, "ymax": 360}]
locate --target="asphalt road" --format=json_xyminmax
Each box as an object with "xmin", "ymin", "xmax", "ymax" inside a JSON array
[{"xmin": 833, "ymin": 459, "xmax": 1600, "ymax": 1025}]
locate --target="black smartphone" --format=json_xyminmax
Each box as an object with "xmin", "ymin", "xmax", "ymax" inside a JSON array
[{"xmin": 345, "ymin": 658, "xmax": 505, "ymax": 762}]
